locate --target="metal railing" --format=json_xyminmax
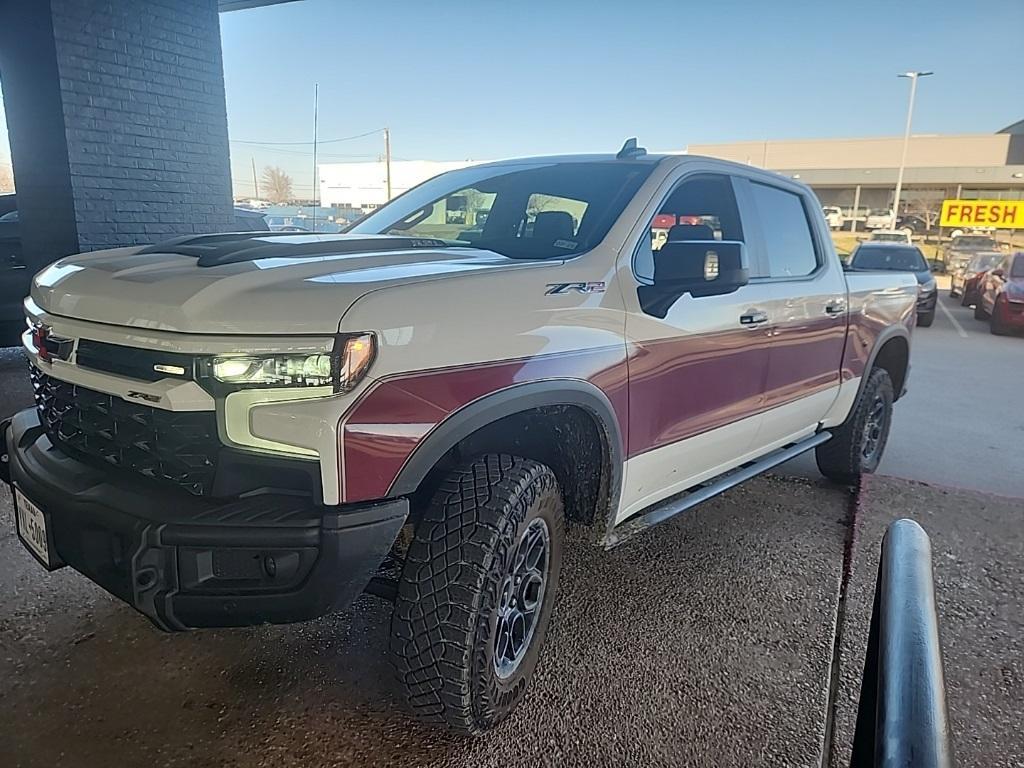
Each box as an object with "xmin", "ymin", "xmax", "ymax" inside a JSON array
[{"xmin": 851, "ymin": 518, "xmax": 954, "ymax": 767}]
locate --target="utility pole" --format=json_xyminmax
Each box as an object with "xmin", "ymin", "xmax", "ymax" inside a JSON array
[
  {"xmin": 384, "ymin": 127, "xmax": 392, "ymax": 201},
  {"xmin": 311, "ymin": 82, "xmax": 319, "ymax": 230},
  {"xmin": 891, "ymin": 71, "xmax": 932, "ymax": 229},
  {"xmin": 251, "ymin": 156, "xmax": 259, "ymax": 200}
]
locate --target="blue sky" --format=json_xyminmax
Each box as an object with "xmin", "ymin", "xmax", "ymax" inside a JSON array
[{"xmin": 2, "ymin": 0, "xmax": 1023, "ymax": 197}]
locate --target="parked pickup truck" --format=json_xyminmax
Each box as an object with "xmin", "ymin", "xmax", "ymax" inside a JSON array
[{"xmin": 1, "ymin": 142, "xmax": 917, "ymax": 734}]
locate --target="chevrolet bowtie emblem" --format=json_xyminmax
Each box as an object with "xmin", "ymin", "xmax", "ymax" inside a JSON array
[{"xmin": 31, "ymin": 324, "xmax": 74, "ymax": 362}]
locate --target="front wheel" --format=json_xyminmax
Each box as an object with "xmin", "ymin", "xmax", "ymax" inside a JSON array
[
  {"xmin": 975, "ymin": 302, "xmax": 989, "ymax": 320},
  {"xmin": 390, "ymin": 454, "xmax": 564, "ymax": 735},
  {"xmin": 917, "ymin": 310, "xmax": 935, "ymax": 327},
  {"xmin": 816, "ymin": 367, "xmax": 895, "ymax": 484}
]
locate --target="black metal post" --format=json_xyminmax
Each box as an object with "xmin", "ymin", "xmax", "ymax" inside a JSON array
[{"xmin": 851, "ymin": 518, "xmax": 953, "ymax": 768}]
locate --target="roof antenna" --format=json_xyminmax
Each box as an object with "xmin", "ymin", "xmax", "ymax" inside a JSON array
[{"xmin": 616, "ymin": 137, "xmax": 647, "ymax": 159}]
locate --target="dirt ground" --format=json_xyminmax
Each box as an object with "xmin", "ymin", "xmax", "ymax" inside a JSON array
[
  {"xmin": 1, "ymin": 475, "xmax": 848, "ymax": 768},
  {"xmin": 829, "ymin": 474, "xmax": 1024, "ymax": 768}
]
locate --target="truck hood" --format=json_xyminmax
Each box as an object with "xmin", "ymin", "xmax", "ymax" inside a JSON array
[{"xmin": 31, "ymin": 234, "xmax": 532, "ymax": 334}]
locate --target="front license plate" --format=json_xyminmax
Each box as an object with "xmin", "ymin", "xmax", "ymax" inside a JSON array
[{"xmin": 15, "ymin": 487, "xmax": 54, "ymax": 568}]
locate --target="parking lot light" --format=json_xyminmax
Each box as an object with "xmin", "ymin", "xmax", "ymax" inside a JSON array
[{"xmin": 892, "ymin": 71, "xmax": 933, "ymax": 230}]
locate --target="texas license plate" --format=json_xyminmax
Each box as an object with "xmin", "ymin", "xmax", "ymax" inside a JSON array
[{"xmin": 15, "ymin": 487, "xmax": 55, "ymax": 569}]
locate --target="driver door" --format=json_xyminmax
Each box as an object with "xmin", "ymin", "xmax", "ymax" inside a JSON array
[{"xmin": 617, "ymin": 171, "xmax": 775, "ymax": 523}]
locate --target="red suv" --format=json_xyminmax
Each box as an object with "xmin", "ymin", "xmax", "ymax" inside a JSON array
[{"xmin": 975, "ymin": 252, "xmax": 1024, "ymax": 335}]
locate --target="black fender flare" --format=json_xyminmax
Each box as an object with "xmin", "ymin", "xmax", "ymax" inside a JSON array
[
  {"xmin": 857, "ymin": 324, "xmax": 911, "ymax": 403},
  {"xmin": 387, "ymin": 379, "xmax": 624, "ymax": 519}
]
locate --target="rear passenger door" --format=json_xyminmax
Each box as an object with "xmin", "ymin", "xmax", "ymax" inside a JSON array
[{"xmin": 739, "ymin": 177, "xmax": 849, "ymax": 452}]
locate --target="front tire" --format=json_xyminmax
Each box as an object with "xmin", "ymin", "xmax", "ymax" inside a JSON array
[
  {"xmin": 917, "ymin": 310, "xmax": 935, "ymax": 327},
  {"xmin": 390, "ymin": 454, "xmax": 564, "ymax": 735},
  {"xmin": 975, "ymin": 302, "xmax": 989, "ymax": 320},
  {"xmin": 816, "ymin": 367, "xmax": 895, "ymax": 484}
]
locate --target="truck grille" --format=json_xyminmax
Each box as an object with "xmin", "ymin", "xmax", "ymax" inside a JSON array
[{"xmin": 30, "ymin": 365, "xmax": 220, "ymax": 495}]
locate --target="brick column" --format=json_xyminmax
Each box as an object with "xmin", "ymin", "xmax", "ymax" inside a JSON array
[{"xmin": 0, "ymin": 0, "xmax": 234, "ymax": 271}]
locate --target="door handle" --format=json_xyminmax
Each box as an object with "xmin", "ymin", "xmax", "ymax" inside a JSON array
[
  {"xmin": 739, "ymin": 310, "xmax": 769, "ymax": 326},
  {"xmin": 825, "ymin": 300, "xmax": 847, "ymax": 315}
]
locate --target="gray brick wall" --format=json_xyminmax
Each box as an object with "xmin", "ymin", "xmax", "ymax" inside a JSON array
[{"xmin": 49, "ymin": 0, "xmax": 233, "ymax": 250}]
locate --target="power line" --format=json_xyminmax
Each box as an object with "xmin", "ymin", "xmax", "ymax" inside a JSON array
[
  {"xmin": 229, "ymin": 128, "xmax": 385, "ymax": 146},
  {"xmin": 232, "ymin": 145, "xmax": 378, "ymax": 159}
]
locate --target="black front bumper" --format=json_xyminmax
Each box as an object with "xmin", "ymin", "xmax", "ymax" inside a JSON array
[
  {"xmin": 917, "ymin": 291, "xmax": 938, "ymax": 313},
  {"xmin": 2, "ymin": 409, "xmax": 407, "ymax": 631}
]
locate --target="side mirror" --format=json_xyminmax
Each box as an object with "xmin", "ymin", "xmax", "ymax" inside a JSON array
[{"xmin": 639, "ymin": 240, "xmax": 749, "ymax": 317}]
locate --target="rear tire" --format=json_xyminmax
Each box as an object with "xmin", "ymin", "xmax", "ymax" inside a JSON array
[
  {"xmin": 917, "ymin": 310, "xmax": 935, "ymax": 328},
  {"xmin": 390, "ymin": 454, "xmax": 564, "ymax": 735},
  {"xmin": 816, "ymin": 368, "xmax": 895, "ymax": 485},
  {"xmin": 990, "ymin": 304, "xmax": 1008, "ymax": 335}
]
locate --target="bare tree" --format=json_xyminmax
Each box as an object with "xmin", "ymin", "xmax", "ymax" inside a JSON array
[
  {"xmin": 526, "ymin": 194, "xmax": 560, "ymax": 218},
  {"xmin": 0, "ymin": 163, "xmax": 14, "ymax": 194},
  {"xmin": 900, "ymin": 190, "xmax": 944, "ymax": 241},
  {"xmin": 260, "ymin": 166, "xmax": 293, "ymax": 204},
  {"xmin": 902, "ymin": 190, "xmax": 943, "ymax": 227}
]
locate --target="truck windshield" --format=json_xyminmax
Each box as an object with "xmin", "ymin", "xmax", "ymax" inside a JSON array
[
  {"xmin": 953, "ymin": 236, "xmax": 996, "ymax": 249},
  {"xmin": 347, "ymin": 161, "xmax": 655, "ymax": 260},
  {"xmin": 851, "ymin": 246, "xmax": 927, "ymax": 271}
]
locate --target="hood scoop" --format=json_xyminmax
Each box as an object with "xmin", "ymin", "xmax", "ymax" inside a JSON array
[{"xmin": 138, "ymin": 232, "xmax": 460, "ymax": 267}]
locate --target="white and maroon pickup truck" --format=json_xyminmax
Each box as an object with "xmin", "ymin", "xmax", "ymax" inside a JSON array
[{"xmin": 2, "ymin": 141, "xmax": 916, "ymax": 733}]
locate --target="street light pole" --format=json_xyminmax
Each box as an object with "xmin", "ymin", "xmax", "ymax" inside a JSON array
[
  {"xmin": 311, "ymin": 82, "xmax": 319, "ymax": 230},
  {"xmin": 383, "ymin": 127, "xmax": 392, "ymax": 201},
  {"xmin": 891, "ymin": 71, "xmax": 932, "ymax": 229}
]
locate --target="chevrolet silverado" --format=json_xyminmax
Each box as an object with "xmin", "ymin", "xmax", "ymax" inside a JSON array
[{"xmin": 2, "ymin": 142, "xmax": 917, "ymax": 733}]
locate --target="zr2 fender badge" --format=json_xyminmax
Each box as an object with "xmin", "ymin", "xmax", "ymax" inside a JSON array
[
  {"xmin": 545, "ymin": 281, "xmax": 606, "ymax": 295},
  {"xmin": 126, "ymin": 391, "xmax": 162, "ymax": 404}
]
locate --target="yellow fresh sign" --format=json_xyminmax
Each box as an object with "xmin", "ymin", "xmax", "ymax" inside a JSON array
[{"xmin": 940, "ymin": 199, "xmax": 1024, "ymax": 229}]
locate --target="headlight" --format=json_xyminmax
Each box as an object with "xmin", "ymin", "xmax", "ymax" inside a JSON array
[
  {"xmin": 208, "ymin": 333, "xmax": 375, "ymax": 393},
  {"xmin": 918, "ymin": 280, "xmax": 936, "ymax": 295},
  {"xmin": 212, "ymin": 354, "xmax": 333, "ymax": 386}
]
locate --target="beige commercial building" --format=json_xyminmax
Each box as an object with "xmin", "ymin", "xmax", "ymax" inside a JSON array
[{"xmin": 688, "ymin": 120, "xmax": 1024, "ymax": 223}]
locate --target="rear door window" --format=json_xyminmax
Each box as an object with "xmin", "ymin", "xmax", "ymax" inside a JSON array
[{"xmin": 749, "ymin": 183, "xmax": 819, "ymax": 278}]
